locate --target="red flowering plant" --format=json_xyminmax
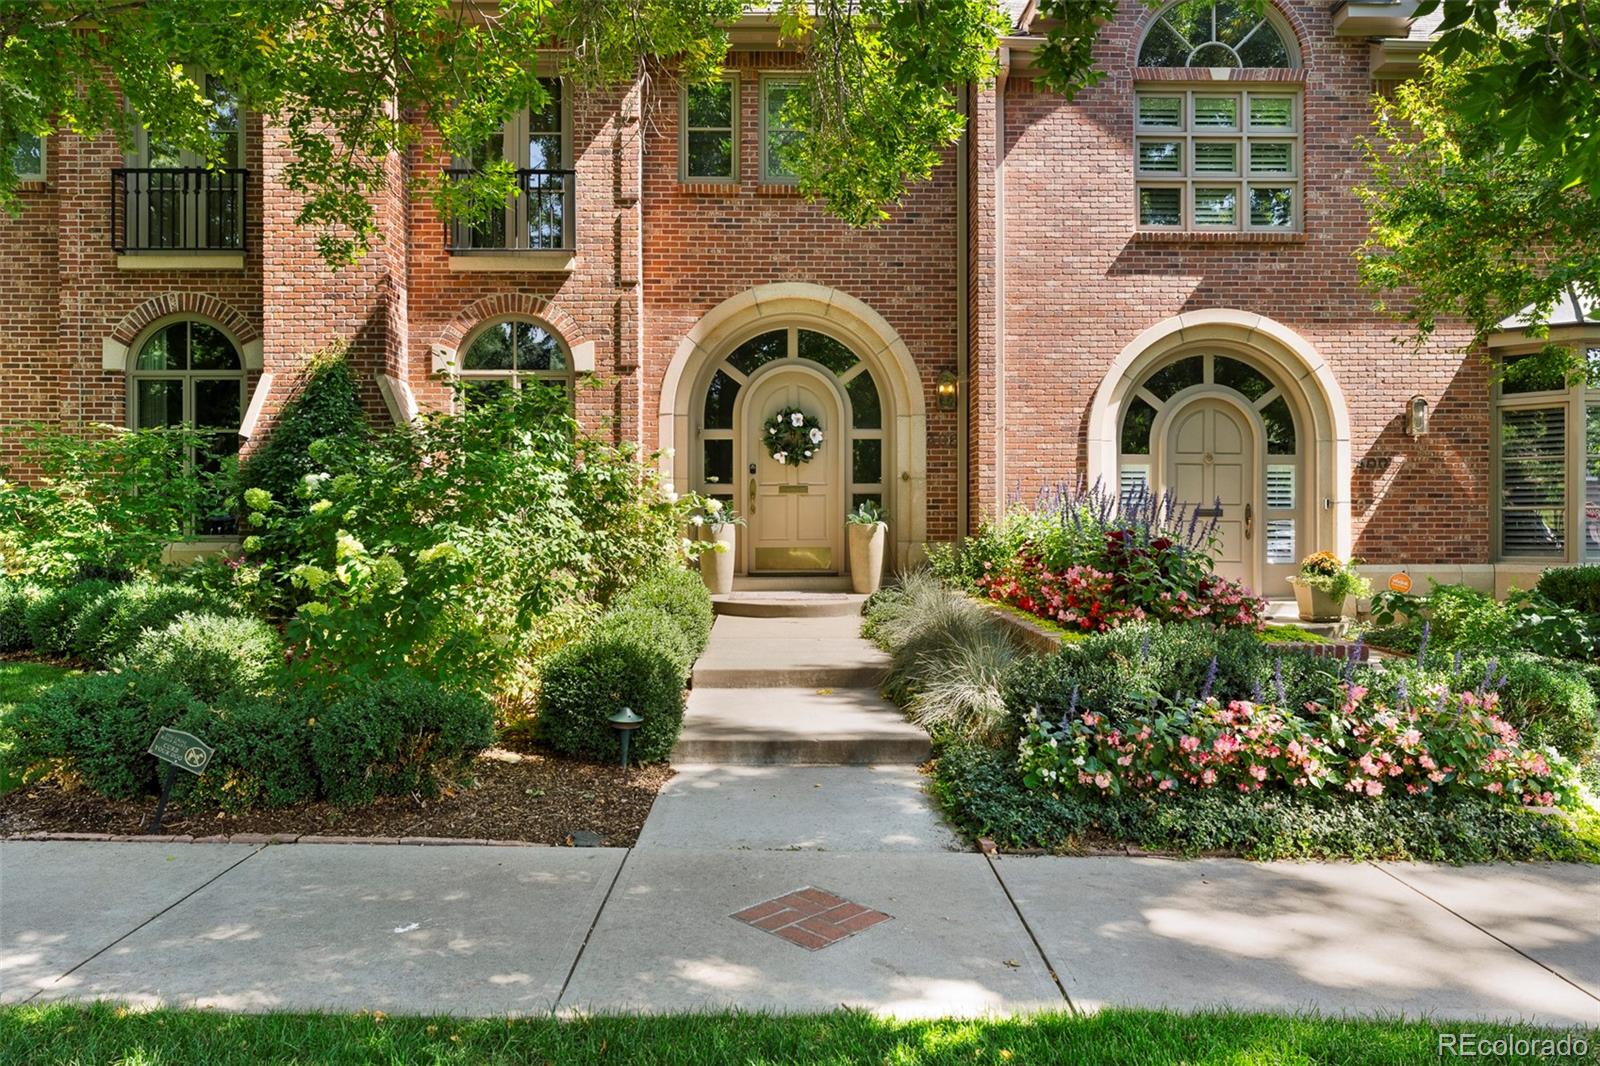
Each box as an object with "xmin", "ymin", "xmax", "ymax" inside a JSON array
[
  {"xmin": 1018, "ymin": 667, "xmax": 1580, "ymax": 809},
  {"xmin": 971, "ymin": 482, "xmax": 1266, "ymax": 632}
]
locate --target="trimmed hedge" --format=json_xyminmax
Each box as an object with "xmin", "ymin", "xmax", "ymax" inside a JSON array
[
  {"xmin": 309, "ymin": 672, "xmax": 495, "ymax": 806},
  {"xmin": 538, "ymin": 623, "xmax": 686, "ymax": 765},
  {"xmin": 0, "ymin": 580, "xmax": 43, "ymax": 651},
  {"xmin": 592, "ymin": 606, "xmax": 693, "ymax": 678},
  {"xmin": 71, "ymin": 581, "xmax": 227, "ymax": 665},
  {"xmin": 182, "ymin": 695, "xmax": 319, "ymax": 812},
  {"xmin": 9, "ymin": 673, "xmax": 207, "ymax": 800},
  {"xmin": 1535, "ymin": 565, "xmax": 1600, "ymax": 616},
  {"xmin": 23, "ymin": 579, "xmax": 118, "ymax": 657},
  {"xmin": 117, "ymin": 611, "xmax": 283, "ymax": 702},
  {"xmin": 611, "ymin": 567, "xmax": 714, "ymax": 658}
]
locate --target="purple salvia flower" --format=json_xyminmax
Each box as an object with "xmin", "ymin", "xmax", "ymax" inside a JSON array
[
  {"xmin": 1452, "ymin": 648, "xmax": 1462, "ymax": 679},
  {"xmin": 1416, "ymin": 621, "xmax": 1430, "ymax": 666},
  {"xmin": 1396, "ymin": 675, "xmax": 1408, "ymax": 707},
  {"xmin": 1273, "ymin": 654, "xmax": 1286, "ymax": 706},
  {"xmin": 1200, "ymin": 655, "xmax": 1219, "ymax": 702},
  {"xmin": 1060, "ymin": 683, "xmax": 1080, "ymax": 731}
]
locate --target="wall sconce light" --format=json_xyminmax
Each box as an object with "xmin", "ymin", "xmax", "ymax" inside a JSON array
[
  {"xmin": 1406, "ymin": 395, "xmax": 1429, "ymax": 437},
  {"xmin": 936, "ymin": 372, "xmax": 959, "ymax": 412}
]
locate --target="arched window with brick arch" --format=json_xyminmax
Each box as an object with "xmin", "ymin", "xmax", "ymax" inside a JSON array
[
  {"xmin": 454, "ymin": 316, "xmax": 574, "ymax": 408},
  {"xmin": 1135, "ymin": 1, "xmax": 1302, "ymax": 234}
]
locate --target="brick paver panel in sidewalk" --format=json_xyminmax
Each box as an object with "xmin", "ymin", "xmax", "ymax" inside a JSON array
[{"xmin": 731, "ymin": 886, "xmax": 893, "ymax": 951}]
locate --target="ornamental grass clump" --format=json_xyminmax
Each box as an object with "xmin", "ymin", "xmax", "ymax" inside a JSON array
[{"xmin": 949, "ymin": 481, "xmax": 1266, "ymax": 633}]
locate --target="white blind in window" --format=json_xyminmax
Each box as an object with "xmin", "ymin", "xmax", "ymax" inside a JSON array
[{"xmin": 1501, "ymin": 406, "xmax": 1567, "ymax": 557}]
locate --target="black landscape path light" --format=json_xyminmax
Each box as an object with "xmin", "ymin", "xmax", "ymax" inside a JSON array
[{"xmin": 608, "ymin": 706, "xmax": 643, "ymax": 769}]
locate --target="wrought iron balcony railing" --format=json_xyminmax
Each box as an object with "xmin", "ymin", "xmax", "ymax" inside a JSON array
[
  {"xmin": 112, "ymin": 168, "xmax": 248, "ymax": 253},
  {"xmin": 445, "ymin": 168, "xmax": 575, "ymax": 253}
]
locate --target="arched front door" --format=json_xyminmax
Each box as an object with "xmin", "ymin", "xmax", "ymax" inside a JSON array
[
  {"xmin": 742, "ymin": 366, "xmax": 846, "ymax": 573},
  {"xmin": 1165, "ymin": 398, "xmax": 1256, "ymax": 588}
]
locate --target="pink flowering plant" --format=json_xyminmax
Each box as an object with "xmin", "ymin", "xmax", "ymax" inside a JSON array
[
  {"xmin": 1019, "ymin": 679, "xmax": 1580, "ymax": 810},
  {"xmin": 962, "ymin": 482, "xmax": 1266, "ymax": 633}
]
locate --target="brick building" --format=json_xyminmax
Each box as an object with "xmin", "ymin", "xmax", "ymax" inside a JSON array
[{"xmin": 3, "ymin": 1, "xmax": 1591, "ymax": 597}]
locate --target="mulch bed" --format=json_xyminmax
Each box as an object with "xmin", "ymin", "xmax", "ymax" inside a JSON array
[{"xmin": 0, "ymin": 749, "xmax": 672, "ymax": 847}]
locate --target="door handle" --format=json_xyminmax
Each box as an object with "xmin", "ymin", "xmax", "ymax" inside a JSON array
[
  {"xmin": 1244, "ymin": 502, "xmax": 1253, "ymax": 541},
  {"xmin": 749, "ymin": 477, "xmax": 757, "ymax": 515}
]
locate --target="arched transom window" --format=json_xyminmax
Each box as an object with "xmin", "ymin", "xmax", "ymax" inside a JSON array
[
  {"xmin": 457, "ymin": 317, "xmax": 572, "ymax": 406},
  {"xmin": 1119, "ymin": 352, "xmax": 1299, "ymax": 564},
  {"xmin": 1139, "ymin": 0, "xmax": 1295, "ymax": 68},
  {"xmin": 697, "ymin": 327, "xmax": 884, "ymax": 511}
]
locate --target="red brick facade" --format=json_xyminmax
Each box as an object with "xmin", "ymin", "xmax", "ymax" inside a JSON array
[{"xmin": 0, "ymin": 3, "xmax": 1496, "ymax": 581}]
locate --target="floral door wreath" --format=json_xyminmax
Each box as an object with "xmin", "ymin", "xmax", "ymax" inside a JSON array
[{"xmin": 763, "ymin": 406, "xmax": 824, "ymax": 466}]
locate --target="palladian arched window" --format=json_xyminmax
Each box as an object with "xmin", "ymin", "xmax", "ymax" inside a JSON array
[
  {"xmin": 456, "ymin": 317, "xmax": 573, "ymax": 407},
  {"xmin": 1135, "ymin": 2, "xmax": 1301, "ymax": 233}
]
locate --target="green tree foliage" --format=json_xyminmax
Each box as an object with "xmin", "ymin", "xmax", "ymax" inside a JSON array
[
  {"xmin": 1413, "ymin": 0, "xmax": 1600, "ymax": 190},
  {"xmin": 1358, "ymin": 54, "xmax": 1600, "ymax": 354},
  {"xmin": 0, "ymin": 2, "xmax": 1163, "ymax": 259}
]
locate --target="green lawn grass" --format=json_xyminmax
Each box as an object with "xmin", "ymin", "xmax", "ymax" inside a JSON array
[
  {"xmin": 0, "ymin": 659, "xmax": 78, "ymax": 794},
  {"xmin": 0, "ymin": 1004, "xmax": 1592, "ymax": 1065}
]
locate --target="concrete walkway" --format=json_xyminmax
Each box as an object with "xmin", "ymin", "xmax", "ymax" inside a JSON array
[{"xmin": 5, "ymin": 841, "xmax": 1599, "ymax": 1022}]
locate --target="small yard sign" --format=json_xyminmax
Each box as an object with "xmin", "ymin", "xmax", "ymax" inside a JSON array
[
  {"xmin": 1387, "ymin": 572, "xmax": 1413, "ymax": 594},
  {"xmin": 145, "ymin": 727, "xmax": 213, "ymax": 834},
  {"xmin": 148, "ymin": 728, "xmax": 214, "ymax": 775}
]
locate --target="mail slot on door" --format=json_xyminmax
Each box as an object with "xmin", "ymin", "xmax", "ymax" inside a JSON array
[
  {"xmin": 1191, "ymin": 506, "xmax": 1224, "ymax": 518},
  {"xmin": 777, "ymin": 484, "xmax": 810, "ymax": 494}
]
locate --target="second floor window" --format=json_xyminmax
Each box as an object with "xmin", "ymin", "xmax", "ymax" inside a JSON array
[
  {"xmin": 451, "ymin": 78, "xmax": 572, "ymax": 252},
  {"xmin": 1135, "ymin": 89, "xmax": 1301, "ymax": 232},
  {"xmin": 117, "ymin": 72, "xmax": 246, "ymax": 252},
  {"xmin": 682, "ymin": 76, "xmax": 737, "ymax": 181},
  {"xmin": 761, "ymin": 78, "xmax": 804, "ymax": 183},
  {"xmin": 1135, "ymin": 1, "xmax": 1299, "ymax": 235},
  {"xmin": 12, "ymin": 133, "xmax": 44, "ymax": 180}
]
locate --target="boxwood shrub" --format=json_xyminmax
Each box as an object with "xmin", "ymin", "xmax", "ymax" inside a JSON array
[
  {"xmin": 538, "ymin": 624, "xmax": 686, "ymax": 764},
  {"xmin": 117, "ymin": 611, "xmax": 284, "ymax": 702},
  {"xmin": 1458, "ymin": 651, "xmax": 1598, "ymax": 762},
  {"xmin": 309, "ymin": 672, "xmax": 495, "ymax": 806},
  {"xmin": 1534, "ymin": 565, "xmax": 1600, "ymax": 616},
  {"xmin": 592, "ymin": 606, "xmax": 693, "ymax": 678},
  {"xmin": 0, "ymin": 579, "xmax": 43, "ymax": 651},
  {"xmin": 23, "ymin": 579, "xmax": 118, "ymax": 657},
  {"xmin": 71, "ymin": 581, "xmax": 228, "ymax": 665},
  {"xmin": 181, "ymin": 695, "xmax": 318, "ymax": 811},
  {"xmin": 8, "ymin": 673, "xmax": 208, "ymax": 800},
  {"xmin": 611, "ymin": 567, "xmax": 714, "ymax": 659}
]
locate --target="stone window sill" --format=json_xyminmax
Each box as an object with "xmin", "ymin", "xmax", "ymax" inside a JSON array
[
  {"xmin": 1132, "ymin": 230, "xmax": 1308, "ymax": 245},
  {"xmin": 117, "ymin": 252, "xmax": 246, "ymax": 271},
  {"xmin": 448, "ymin": 250, "xmax": 576, "ymax": 272}
]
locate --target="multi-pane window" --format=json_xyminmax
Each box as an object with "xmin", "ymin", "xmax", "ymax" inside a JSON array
[
  {"xmin": 451, "ymin": 79, "xmax": 571, "ymax": 251},
  {"xmin": 130, "ymin": 319, "xmax": 245, "ymax": 491},
  {"xmin": 12, "ymin": 133, "xmax": 44, "ymax": 180},
  {"xmin": 1135, "ymin": 89, "xmax": 1300, "ymax": 232},
  {"xmin": 120, "ymin": 72, "xmax": 245, "ymax": 252},
  {"xmin": 682, "ymin": 76, "xmax": 737, "ymax": 181},
  {"xmin": 457, "ymin": 318, "xmax": 573, "ymax": 408},
  {"xmin": 1496, "ymin": 346, "xmax": 1600, "ymax": 560},
  {"xmin": 761, "ymin": 78, "xmax": 804, "ymax": 182}
]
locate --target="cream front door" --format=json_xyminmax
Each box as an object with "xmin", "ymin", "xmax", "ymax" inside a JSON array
[
  {"xmin": 746, "ymin": 371, "xmax": 842, "ymax": 573},
  {"xmin": 1167, "ymin": 399, "xmax": 1255, "ymax": 589}
]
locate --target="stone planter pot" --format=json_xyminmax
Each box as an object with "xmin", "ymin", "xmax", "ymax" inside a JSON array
[
  {"xmin": 1292, "ymin": 580, "xmax": 1346, "ymax": 622},
  {"xmin": 698, "ymin": 521, "xmax": 736, "ymax": 596},
  {"xmin": 847, "ymin": 521, "xmax": 887, "ymax": 595}
]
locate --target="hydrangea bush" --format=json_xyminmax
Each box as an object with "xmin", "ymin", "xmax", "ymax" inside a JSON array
[{"xmin": 1018, "ymin": 678, "xmax": 1579, "ymax": 810}]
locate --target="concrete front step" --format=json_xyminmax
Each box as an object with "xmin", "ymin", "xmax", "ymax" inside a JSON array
[
  {"xmin": 712, "ymin": 591, "xmax": 866, "ymax": 618},
  {"xmin": 672, "ymin": 687, "xmax": 931, "ymax": 765},
  {"xmin": 732, "ymin": 575, "xmax": 853, "ymax": 592},
  {"xmin": 693, "ymin": 614, "xmax": 891, "ymax": 689}
]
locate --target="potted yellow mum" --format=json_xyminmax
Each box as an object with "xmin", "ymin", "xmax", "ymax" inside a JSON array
[{"xmin": 1290, "ymin": 551, "xmax": 1371, "ymax": 622}]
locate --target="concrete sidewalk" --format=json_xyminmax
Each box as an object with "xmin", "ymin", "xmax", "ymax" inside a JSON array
[{"xmin": 4, "ymin": 838, "xmax": 1598, "ymax": 1023}]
